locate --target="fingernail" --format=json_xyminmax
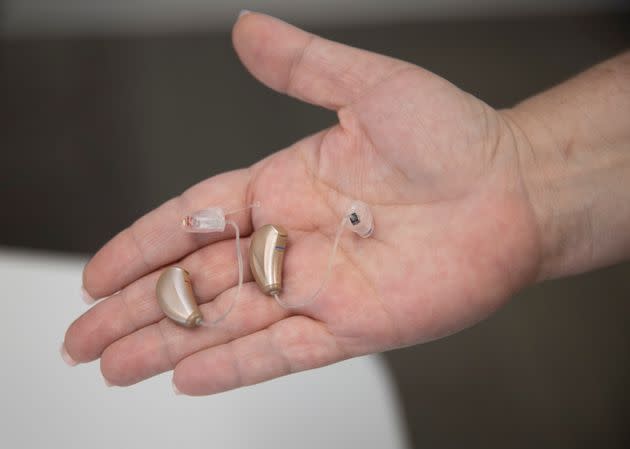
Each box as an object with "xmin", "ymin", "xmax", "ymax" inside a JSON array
[
  {"xmin": 60, "ymin": 342, "xmax": 78, "ymax": 366},
  {"xmin": 80, "ymin": 286, "xmax": 96, "ymax": 305},
  {"xmin": 172, "ymin": 378, "xmax": 182, "ymax": 395},
  {"xmin": 103, "ymin": 377, "xmax": 114, "ymax": 387},
  {"xmin": 238, "ymin": 9, "xmax": 251, "ymax": 19}
]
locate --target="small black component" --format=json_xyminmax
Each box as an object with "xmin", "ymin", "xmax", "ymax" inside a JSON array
[{"xmin": 349, "ymin": 212, "xmax": 360, "ymax": 225}]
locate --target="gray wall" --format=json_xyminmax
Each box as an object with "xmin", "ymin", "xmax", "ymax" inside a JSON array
[{"xmin": 3, "ymin": 0, "xmax": 627, "ymax": 34}]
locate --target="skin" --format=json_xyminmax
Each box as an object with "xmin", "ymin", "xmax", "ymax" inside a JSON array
[{"xmin": 62, "ymin": 13, "xmax": 630, "ymax": 395}]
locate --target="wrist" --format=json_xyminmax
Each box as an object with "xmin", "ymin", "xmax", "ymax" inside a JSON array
[
  {"xmin": 501, "ymin": 53, "xmax": 630, "ymax": 280},
  {"xmin": 500, "ymin": 106, "xmax": 591, "ymax": 281}
]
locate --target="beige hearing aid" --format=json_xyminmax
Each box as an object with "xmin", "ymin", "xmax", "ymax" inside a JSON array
[
  {"xmin": 248, "ymin": 201, "xmax": 374, "ymax": 308},
  {"xmin": 249, "ymin": 224, "xmax": 288, "ymax": 295},
  {"xmin": 156, "ymin": 266, "xmax": 203, "ymax": 328}
]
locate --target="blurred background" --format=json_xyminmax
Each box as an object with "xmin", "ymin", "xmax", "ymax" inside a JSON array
[{"xmin": 2, "ymin": 1, "xmax": 630, "ymax": 448}]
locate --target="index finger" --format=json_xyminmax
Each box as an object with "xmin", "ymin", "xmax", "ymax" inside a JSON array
[{"xmin": 82, "ymin": 168, "xmax": 252, "ymax": 299}]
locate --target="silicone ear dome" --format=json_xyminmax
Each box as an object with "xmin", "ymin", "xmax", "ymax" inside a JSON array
[{"xmin": 346, "ymin": 201, "xmax": 374, "ymax": 238}]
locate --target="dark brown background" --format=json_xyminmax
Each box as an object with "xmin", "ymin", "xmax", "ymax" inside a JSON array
[{"xmin": 2, "ymin": 12, "xmax": 629, "ymax": 449}]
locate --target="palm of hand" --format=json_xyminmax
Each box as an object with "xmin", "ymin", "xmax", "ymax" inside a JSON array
[
  {"xmin": 250, "ymin": 67, "xmax": 539, "ymax": 353},
  {"xmin": 65, "ymin": 13, "xmax": 541, "ymax": 395}
]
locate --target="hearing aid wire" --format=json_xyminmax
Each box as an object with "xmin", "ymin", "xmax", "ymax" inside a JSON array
[
  {"xmin": 272, "ymin": 215, "xmax": 347, "ymax": 309},
  {"xmin": 199, "ymin": 219, "xmax": 243, "ymax": 326},
  {"xmin": 224, "ymin": 201, "xmax": 261, "ymax": 217}
]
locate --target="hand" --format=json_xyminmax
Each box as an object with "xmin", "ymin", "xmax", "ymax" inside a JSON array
[{"xmin": 63, "ymin": 12, "xmax": 542, "ymax": 395}]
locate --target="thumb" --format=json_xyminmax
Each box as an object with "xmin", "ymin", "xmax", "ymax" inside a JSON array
[{"xmin": 232, "ymin": 12, "xmax": 411, "ymax": 110}]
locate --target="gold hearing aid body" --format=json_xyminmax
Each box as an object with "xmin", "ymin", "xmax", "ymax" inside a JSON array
[
  {"xmin": 156, "ymin": 266, "xmax": 203, "ymax": 328},
  {"xmin": 249, "ymin": 224, "xmax": 288, "ymax": 295}
]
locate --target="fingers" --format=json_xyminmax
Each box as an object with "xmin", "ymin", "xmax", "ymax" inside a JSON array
[
  {"xmin": 173, "ymin": 315, "xmax": 345, "ymax": 395},
  {"xmin": 82, "ymin": 169, "xmax": 252, "ymax": 299},
  {"xmin": 83, "ymin": 231, "xmax": 348, "ymax": 387},
  {"xmin": 100, "ymin": 283, "xmax": 290, "ymax": 386},
  {"xmin": 65, "ymin": 237, "xmax": 251, "ymax": 363},
  {"xmin": 232, "ymin": 12, "xmax": 410, "ymax": 110}
]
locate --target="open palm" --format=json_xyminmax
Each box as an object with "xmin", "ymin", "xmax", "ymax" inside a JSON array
[{"xmin": 64, "ymin": 13, "xmax": 541, "ymax": 395}]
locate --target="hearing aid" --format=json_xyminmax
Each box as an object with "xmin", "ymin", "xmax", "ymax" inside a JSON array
[
  {"xmin": 157, "ymin": 199, "xmax": 374, "ymax": 325},
  {"xmin": 249, "ymin": 200, "xmax": 374, "ymax": 308},
  {"xmin": 155, "ymin": 203, "xmax": 257, "ymax": 328},
  {"xmin": 156, "ymin": 266, "xmax": 203, "ymax": 327},
  {"xmin": 249, "ymin": 224, "xmax": 288, "ymax": 295}
]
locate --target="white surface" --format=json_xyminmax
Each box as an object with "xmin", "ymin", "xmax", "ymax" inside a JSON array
[
  {"xmin": 0, "ymin": 248, "xmax": 410, "ymax": 449},
  {"xmin": 2, "ymin": 0, "xmax": 626, "ymax": 36}
]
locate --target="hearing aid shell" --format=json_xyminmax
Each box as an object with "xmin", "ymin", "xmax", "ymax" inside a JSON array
[
  {"xmin": 249, "ymin": 224, "xmax": 288, "ymax": 295},
  {"xmin": 156, "ymin": 266, "xmax": 203, "ymax": 328}
]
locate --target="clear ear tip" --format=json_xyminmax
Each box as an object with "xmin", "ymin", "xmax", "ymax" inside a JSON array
[
  {"xmin": 346, "ymin": 200, "xmax": 374, "ymax": 238},
  {"xmin": 181, "ymin": 207, "xmax": 226, "ymax": 233}
]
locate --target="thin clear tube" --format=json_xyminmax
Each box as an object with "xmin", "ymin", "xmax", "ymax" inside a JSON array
[
  {"xmin": 272, "ymin": 216, "xmax": 347, "ymax": 309},
  {"xmin": 200, "ymin": 219, "xmax": 243, "ymax": 326}
]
